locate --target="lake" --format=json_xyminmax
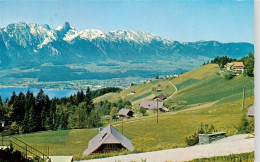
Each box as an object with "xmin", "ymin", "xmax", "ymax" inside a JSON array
[{"xmin": 0, "ymin": 87, "xmax": 77, "ymax": 100}]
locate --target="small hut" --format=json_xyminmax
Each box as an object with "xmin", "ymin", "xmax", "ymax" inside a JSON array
[
  {"xmin": 153, "ymin": 94, "xmax": 167, "ymax": 100},
  {"xmin": 83, "ymin": 125, "xmax": 134, "ymax": 156},
  {"xmin": 117, "ymin": 108, "xmax": 134, "ymax": 118}
]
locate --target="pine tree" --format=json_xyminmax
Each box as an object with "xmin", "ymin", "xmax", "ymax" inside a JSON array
[
  {"xmin": 11, "ymin": 92, "xmax": 26, "ymax": 124},
  {"xmin": 22, "ymin": 91, "xmax": 32, "ymax": 133},
  {"xmin": 36, "ymin": 89, "xmax": 45, "ymax": 131},
  {"xmin": 85, "ymin": 87, "xmax": 94, "ymax": 116},
  {"xmin": 0, "ymin": 96, "xmax": 3, "ymax": 107},
  {"xmin": 9, "ymin": 91, "xmax": 17, "ymax": 105}
]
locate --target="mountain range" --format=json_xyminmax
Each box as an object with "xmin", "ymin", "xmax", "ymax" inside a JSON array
[{"xmin": 0, "ymin": 22, "xmax": 254, "ymax": 69}]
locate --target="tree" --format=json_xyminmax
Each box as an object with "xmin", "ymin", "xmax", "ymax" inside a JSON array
[
  {"xmin": 140, "ymin": 107, "xmax": 147, "ymax": 116},
  {"xmin": 35, "ymin": 89, "xmax": 45, "ymax": 131},
  {"xmin": 77, "ymin": 90, "xmax": 84, "ymax": 104},
  {"xmin": 9, "ymin": 91, "xmax": 17, "ymax": 105},
  {"xmin": 87, "ymin": 110, "xmax": 102, "ymax": 128},
  {"xmin": 22, "ymin": 91, "xmax": 35, "ymax": 133},
  {"xmin": 155, "ymin": 75, "xmax": 159, "ymax": 79},
  {"xmin": 85, "ymin": 87, "xmax": 94, "ymax": 116},
  {"xmin": 210, "ymin": 56, "xmax": 236, "ymax": 68},
  {"xmin": 110, "ymin": 107, "xmax": 119, "ymax": 119},
  {"xmin": 241, "ymin": 53, "xmax": 254, "ymax": 77},
  {"xmin": 0, "ymin": 96, "xmax": 3, "ymax": 107},
  {"xmin": 11, "ymin": 92, "xmax": 26, "ymax": 124}
]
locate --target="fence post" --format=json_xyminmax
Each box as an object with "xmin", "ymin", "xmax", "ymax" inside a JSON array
[{"xmin": 25, "ymin": 144, "xmax": 27, "ymax": 158}]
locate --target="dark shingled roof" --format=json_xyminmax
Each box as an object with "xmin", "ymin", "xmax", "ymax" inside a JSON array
[
  {"xmin": 153, "ymin": 94, "xmax": 167, "ymax": 100},
  {"xmin": 83, "ymin": 124, "xmax": 134, "ymax": 156},
  {"xmin": 247, "ymin": 105, "xmax": 254, "ymax": 117}
]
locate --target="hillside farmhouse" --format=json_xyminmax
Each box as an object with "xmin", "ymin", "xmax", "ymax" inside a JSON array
[
  {"xmin": 226, "ymin": 62, "xmax": 244, "ymax": 73},
  {"xmin": 83, "ymin": 125, "xmax": 134, "ymax": 156},
  {"xmin": 130, "ymin": 91, "xmax": 136, "ymax": 94},
  {"xmin": 117, "ymin": 108, "xmax": 134, "ymax": 118},
  {"xmin": 140, "ymin": 100, "xmax": 169, "ymax": 112},
  {"xmin": 247, "ymin": 105, "xmax": 254, "ymax": 117}
]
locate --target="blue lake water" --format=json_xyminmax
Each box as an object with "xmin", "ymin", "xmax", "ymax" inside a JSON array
[{"xmin": 0, "ymin": 87, "xmax": 77, "ymax": 100}]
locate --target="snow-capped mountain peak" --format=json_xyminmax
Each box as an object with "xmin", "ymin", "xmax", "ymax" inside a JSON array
[{"xmin": 79, "ymin": 29, "xmax": 104, "ymax": 40}]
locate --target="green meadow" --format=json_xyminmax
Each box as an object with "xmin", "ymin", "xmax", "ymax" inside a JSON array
[
  {"xmin": 11, "ymin": 63, "xmax": 254, "ymax": 160},
  {"xmin": 94, "ymin": 64, "xmax": 254, "ymax": 110},
  {"xmin": 14, "ymin": 97, "xmax": 254, "ymax": 160}
]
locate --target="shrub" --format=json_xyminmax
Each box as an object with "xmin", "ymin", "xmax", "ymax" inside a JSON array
[
  {"xmin": 139, "ymin": 107, "xmax": 147, "ymax": 116},
  {"xmin": 223, "ymin": 72, "xmax": 234, "ymax": 80},
  {"xmin": 0, "ymin": 147, "xmax": 34, "ymax": 162},
  {"xmin": 185, "ymin": 123, "xmax": 217, "ymax": 146},
  {"xmin": 110, "ymin": 107, "xmax": 119, "ymax": 119},
  {"xmin": 235, "ymin": 114, "xmax": 254, "ymax": 133}
]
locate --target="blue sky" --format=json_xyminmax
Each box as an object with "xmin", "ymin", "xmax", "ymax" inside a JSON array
[{"xmin": 0, "ymin": 0, "xmax": 254, "ymax": 43}]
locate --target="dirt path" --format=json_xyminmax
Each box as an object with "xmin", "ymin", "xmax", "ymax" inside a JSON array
[
  {"xmin": 79, "ymin": 134, "xmax": 254, "ymax": 162},
  {"xmin": 164, "ymin": 80, "xmax": 178, "ymax": 101}
]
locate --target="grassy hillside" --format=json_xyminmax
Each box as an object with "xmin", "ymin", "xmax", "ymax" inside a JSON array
[
  {"xmin": 95, "ymin": 64, "xmax": 254, "ymax": 110},
  {"xmin": 165, "ymin": 64, "xmax": 254, "ymax": 108},
  {"xmin": 14, "ymin": 96, "xmax": 254, "ymax": 160},
  {"xmin": 95, "ymin": 78, "xmax": 176, "ymax": 107}
]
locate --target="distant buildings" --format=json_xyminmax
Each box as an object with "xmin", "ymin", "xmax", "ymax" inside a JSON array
[
  {"xmin": 140, "ymin": 100, "xmax": 169, "ymax": 112},
  {"xmin": 165, "ymin": 74, "xmax": 179, "ymax": 79},
  {"xmin": 130, "ymin": 91, "xmax": 136, "ymax": 95},
  {"xmin": 226, "ymin": 62, "xmax": 244, "ymax": 74},
  {"xmin": 117, "ymin": 108, "xmax": 134, "ymax": 118},
  {"xmin": 83, "ymin": 125, "xmax": 134, "ymax": 156}
]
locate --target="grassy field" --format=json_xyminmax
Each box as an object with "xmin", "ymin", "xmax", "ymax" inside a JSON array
[
  {"xmin": 14, "ymin": 96, "xmax": 254, "ymax": 160},
  {"xmin": 93, "ymin": 64, "xmax": 254, "ymax": 110},
  {"xmin": 189, "ymin": 152, "xmax": 254, "ymax": 162},
  {"xmin": 94, "ymin": 77, "xmax": 176, "ymax": 107}
]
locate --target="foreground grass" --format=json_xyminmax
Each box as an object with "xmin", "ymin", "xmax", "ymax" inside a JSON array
[
  {"xmin": 189, "ymin": 152, "xmax": 254, "ymax": 162},
  {"xmin": 14, "ymin": 97, "xmax": 254, "ymax": 160}
]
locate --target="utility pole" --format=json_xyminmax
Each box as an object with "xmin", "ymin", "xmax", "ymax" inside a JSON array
[
  {"xmin": 232, "ymin": 86, "xmax": 233, "ymax": 99},
  {"xmin": 251, "ymin": 80, "xmax": 253, "ymax": 96},
  {"xmin": 242, "ymin": 85, "xmax": 245, "ymax": 111},
  {"xmin": 121, "ymin": 120, "xmax": 123, "ymax": 135},
  {"xmin": 78, "ymin": 106, "xmax": 80, "ymax": 129},
  {"xmin": 157, "ymin": 98, "xmax": 158, "ymax": 123}
]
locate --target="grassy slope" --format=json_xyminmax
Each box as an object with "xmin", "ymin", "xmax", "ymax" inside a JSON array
[
  {"xmin": 166, "ymin": 64, "xmax": 254, "ymax": 107},
  {"xmin": 94, "ymin": 64, "xmax": 254, "ymax": 109},
  {"xmin": 94, "ymin": 78, "xmax": 176, "ymax": 107},
  {"xmin": 14, "ymin": 97, "xmax": 254, "ymax": 160}
]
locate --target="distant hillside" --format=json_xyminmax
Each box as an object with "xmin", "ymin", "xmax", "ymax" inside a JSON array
[{"xmin": 95, "ymin": 64, "xmax": 254, "ymax": 109}]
